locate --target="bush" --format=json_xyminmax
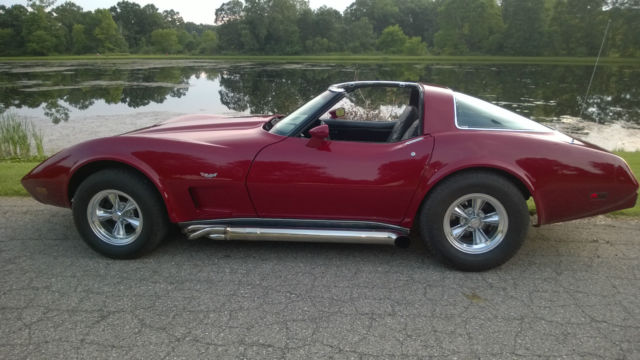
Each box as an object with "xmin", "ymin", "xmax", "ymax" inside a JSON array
[{"xmin": 0, "ymin": 113, "xmax": 44, "ymax": 159}]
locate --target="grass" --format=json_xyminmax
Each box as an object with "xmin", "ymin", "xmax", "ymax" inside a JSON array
[
  {"xmin": 0, "ymin": 112, "xmax": 46, "ymax": 196},
  {"xmin": 0, "ymin": 113, "xmax": 44, "ymax": 159},
  {"xmin": 0, "ymin": 160, "xmax": 39, "ymax": 196},
  {"xmin": 612, "ymin": 151, "xmax": 640, "ymax": 216},
  {"xmin": 0, "ymin": 54, "xmax": 639, "ymax": 65}
]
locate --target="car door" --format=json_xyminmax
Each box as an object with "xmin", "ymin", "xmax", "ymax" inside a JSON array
[{"xmin": 246, "ymin": 135, "xmax": 434, "ymax": 224}]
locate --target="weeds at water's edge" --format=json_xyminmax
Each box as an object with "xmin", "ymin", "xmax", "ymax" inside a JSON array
[{"xmin": 0, "ymin": 112, "xmax": 44, "ymax": 160}]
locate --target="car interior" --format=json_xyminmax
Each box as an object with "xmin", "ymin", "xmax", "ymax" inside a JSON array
[{"xmin": 302, "ymin": 85, "xmax": 422, "ymax": 143}]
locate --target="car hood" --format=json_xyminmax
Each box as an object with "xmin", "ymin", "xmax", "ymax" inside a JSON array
[
  {"xmin": 126, "ymin": 114, "xmax": 274, "ymax": 136},
  {"xmin": 120, "ymin": 113, "xmax": 282, "ymax": 148}
]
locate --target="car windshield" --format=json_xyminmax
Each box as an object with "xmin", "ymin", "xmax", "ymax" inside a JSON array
[
  {"xmin": 269, "ymin": 91, "xmax": 337, "ymax": 136},
  {"xmin": 454, "ymin": 92, "xmax": 551, "ymax": 131}
]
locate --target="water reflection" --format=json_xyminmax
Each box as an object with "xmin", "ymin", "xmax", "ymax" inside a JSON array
[{"xmin": 0, "ymin": 61, "xmax": 638, "ymax": 125}]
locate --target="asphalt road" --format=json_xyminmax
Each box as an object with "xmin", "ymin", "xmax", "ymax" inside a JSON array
[{"xmin": 1, "ymin": 197, "xmax": 639, "ymax": 359}]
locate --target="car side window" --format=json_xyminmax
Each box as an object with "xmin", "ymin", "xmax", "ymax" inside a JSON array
[
  {"xmin": 320, "ymin": 87, "xmax": 411, "ymax": 123},
  {"xmin": 455, "ymin": 92, "xmax": 550, "ymax": 131},
  {"xmin": 312, "ymin": 86, "xmax": 421, "ymax": 143}
]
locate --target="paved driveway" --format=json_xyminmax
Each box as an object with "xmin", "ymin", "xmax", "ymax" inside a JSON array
[{"xmin": 1, "ymin": 197, "xmax": 639, "ymax": 359}]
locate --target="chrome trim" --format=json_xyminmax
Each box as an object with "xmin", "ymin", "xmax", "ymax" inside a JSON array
[
  {"xmin": 180, "ymin": 218, "xmax": 409, "ymax": 234},
  {"xmin": 183, "ymin": 225, "xmax": 402, "ymax": 246},
  {"xmin": 332, "ymin": 81, "xmax": 416, "ymax": 89},
  {"xmin": 404, "ymin": 137, "xmax": 424, "ymax": 145}
]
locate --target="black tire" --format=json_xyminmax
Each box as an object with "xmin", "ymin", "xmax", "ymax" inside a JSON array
[
  {"xmin": 72, "ymin": 168, "xmax": 168, "ymax": 259},
  {"xmin": 419, "ymin": 172, "xmax": 529, "ymax": 271}
]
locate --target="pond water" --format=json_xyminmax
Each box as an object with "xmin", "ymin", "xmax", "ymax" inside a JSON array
[{"xmin": 1, "ymin": 60, "xmax": 639, "ymax": 151}]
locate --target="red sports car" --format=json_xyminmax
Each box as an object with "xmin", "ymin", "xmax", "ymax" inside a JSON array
[{"xmin": 22, "ymin": 81, "xmax": 638, "ymax": 270}]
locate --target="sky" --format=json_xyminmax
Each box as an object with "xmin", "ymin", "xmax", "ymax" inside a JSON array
[{"xmin": 0, "ymin": 0, "xmax": 350, "ymax": 25}]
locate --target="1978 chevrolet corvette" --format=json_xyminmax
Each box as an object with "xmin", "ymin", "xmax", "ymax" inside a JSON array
[{"xmin": 22, "ymin": 81, "xmax": 638, "ymax": 270}]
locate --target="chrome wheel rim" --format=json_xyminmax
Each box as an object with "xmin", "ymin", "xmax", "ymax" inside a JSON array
[
  {"xmin": 87, "ymin": 190, "xmax": 143, "ymax": 246},
  {"xmin": 443, "ymin": 193, "xmax": 508, "ymax": 254}
]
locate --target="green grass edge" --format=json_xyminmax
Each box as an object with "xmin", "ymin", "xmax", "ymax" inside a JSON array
[
  {"xmin": 611, "ymin": 151, "xmax": 640, "ymax": 217},
  {"xmin": 0, "ymin": 160, "xmax": 41, "ymax": 196},
  {"xmin": 1, "ymin": 54, "xmax": 639, "ymax": 65}
]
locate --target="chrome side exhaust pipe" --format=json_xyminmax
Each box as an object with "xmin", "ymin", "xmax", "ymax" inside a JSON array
[{"xmin": 183, "ymin": 224, "xmax": 403, "ymax": 246}]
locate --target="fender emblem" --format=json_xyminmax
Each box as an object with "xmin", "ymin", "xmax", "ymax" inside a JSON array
[{"xmin": 200, "ymin": 172, "xmax": 218, "ymax": 179}]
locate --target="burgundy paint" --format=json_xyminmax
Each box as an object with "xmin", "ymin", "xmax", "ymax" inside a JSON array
[{"xmin": 22, "ymin": 85, "xmax": 639, "ymax": 229}]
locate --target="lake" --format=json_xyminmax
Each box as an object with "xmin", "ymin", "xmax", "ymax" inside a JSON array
[{"xmin": 1, "ymin": 60, "xmax": 639, "ymax": 152}]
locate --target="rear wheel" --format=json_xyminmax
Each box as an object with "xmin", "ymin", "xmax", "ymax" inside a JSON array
[
  {"xmin": 72, "ymin": 169, "xmax": 168, "ymax": 258},
  {"xmin": 420, "ymin": 172, "xmax": 529, "ymax": 271}
]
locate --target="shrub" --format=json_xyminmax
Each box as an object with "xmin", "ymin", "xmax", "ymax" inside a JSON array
[{"xmin": 0, "ymin": 113, "xmax": 45, "ymax": 159}]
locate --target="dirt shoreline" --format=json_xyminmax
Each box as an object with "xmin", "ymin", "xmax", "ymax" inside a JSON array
[
  {"xmin": 547, "ymin": 116, "xmax": 640, "ymax": 152},
  {"xmin": 28, "ymin": 111, "xmax": 640, "ymax": 154}
]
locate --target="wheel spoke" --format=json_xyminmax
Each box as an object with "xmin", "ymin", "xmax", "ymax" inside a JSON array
[
  {"xmin": 107, "ymin": 193, "xmax": 120, "ymax": 209},
  {"xmin": 482, "ymin": 212, "xmax": 500, "ymax": 225},
  {"xmin": 121, "ymin": 200, "xmax": 137, "ymax": 214},
  {"xmin": 122, "ymin": 216, "xmax": 140, "ymax": 229},
  {"xmin": 473, "ymin": 228, "xmax": 490, "ymax": 245},
  {"xmin": 452, "ymin": 206, "xmax": 469, "ymax": 220},
  {"xmin": 451, "ymin": 224, "xmax": 470, "ymax": 240},
  {"xmin": 96, "ymin": 207, "xmax": 113, "ymax": 221},
  {"xmin": 472, "ymin": 198, "xmax": 485, "ymax": 214},
  {"xmin": 113, "ymin": 220, "xmax": 126, "ymax": 238}
]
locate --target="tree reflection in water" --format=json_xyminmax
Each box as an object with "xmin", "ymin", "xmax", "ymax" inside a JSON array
[{"xmin": 0, "ymin": 61, "xmax": 638, "ymax": 125}]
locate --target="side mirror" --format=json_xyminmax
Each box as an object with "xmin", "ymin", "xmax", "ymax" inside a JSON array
[{"xmin": 308, "ymin": 124, "xmax": 329, "ymax": 140}]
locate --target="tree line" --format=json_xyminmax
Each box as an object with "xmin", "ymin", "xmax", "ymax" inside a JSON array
[{"xmin": 1, "ymin": 0, "xmax": 638, "ymax": 57}]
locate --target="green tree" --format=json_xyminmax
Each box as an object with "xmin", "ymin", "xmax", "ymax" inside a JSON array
[
  {"xmin": 241, "ymin": 0, "xmax": 268, "ymax": 52},
  {"xmin": 71, "ymin": 23, "xmax": 90, "ymax": 53},
  {"xmin": 93, "ymin": 9, "xmax": 126, "ymax": 53},
  {"xmin": 53, "ymin": 1, "xmax": 85, "ymax": 53},
  {"xmin": 346, "ymin": 18, "xmax": 375, "ymax": 53},
  {"xmin": 0, "ymin": 5, "xmax": 28, "ymax": 55},
  {"xmin": 177, "ymin": 29, "xmax": 197, "ymax": 53},
  {"xmin": 25, "ymin": 30, "xmax": 57, "ymax": 54},
  {"xmin": 309, "ymin": 6, "xmax": 345, "ymax": 52},
  {"xmin": 396, "ymin": 0, "xmax": 438, "ymax": 47},
  {"xmin": 214, "ymin": 0, "xmax": 245, "ymax": 52},
  {"xmin": 263, "ymin": 0, "xmax": 302, "ymax": 54},
  {"xmin": 215, "ymin": 0, "xmax": 243, "ymax": 24},
  {"xmin": 501, "ymin": 0, "xmax": 546, "ymax": 55},
  {"xmin": 150, "ymin": 28, "xmax": 180, "ymax": 53},
  {"xmin": 344, "ymin": 0, "xmax": 400, "ymax": 35},
  {"xmin": 546, "ymin": 0, "xmax": 607, "ymax": 56},
  {"xmin": 403, "ymin": 36, "xmax": 428, "ymax": 55},
  {"xmin": 162, "ymin": 9, "xmax": 184, "ymax": 28},
  {"xmin": 110, "ymin": 1, "xmax": 144, "ymax": 50},
  {"xmin": 198, "ymin": 29, "xmax": 218, "ymax": 54},
  {"xmin": 0, "ymin": 28, "xmax": 16, "ymax": 56},
  {"xmin": 110, "ymin": 1, "xmax": 164, "ymax": 52},
  {"xmin": 22, "ymin": 2, "xmax": 64, "ymax": 55},
  {"xmin": 434, "ymin": 0, "xmax": 504, "ymax": 55},
  {"xmin": 377, "ymin": 25, "xmax": 409, "ymax": 54},
  {"xmin": 608, "ymin": 4, "xmax": 640, "ymax": 57},
  {"xmin": 296, "ymin": 6, "xmax": 315, "ymax": 51}
]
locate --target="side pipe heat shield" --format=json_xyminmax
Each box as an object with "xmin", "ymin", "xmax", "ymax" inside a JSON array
[{"xmin": 183, "ymin": 224, "xmax": 404, "ymax": 246}]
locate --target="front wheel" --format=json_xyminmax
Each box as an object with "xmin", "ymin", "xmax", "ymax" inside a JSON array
[
  {"xmin": 420, "ymin": 172, "xmax": 530, "ymax": 271},
  {"xmin": 72, "ymin": 169, "xmax": 168, "ymax": 259}
]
